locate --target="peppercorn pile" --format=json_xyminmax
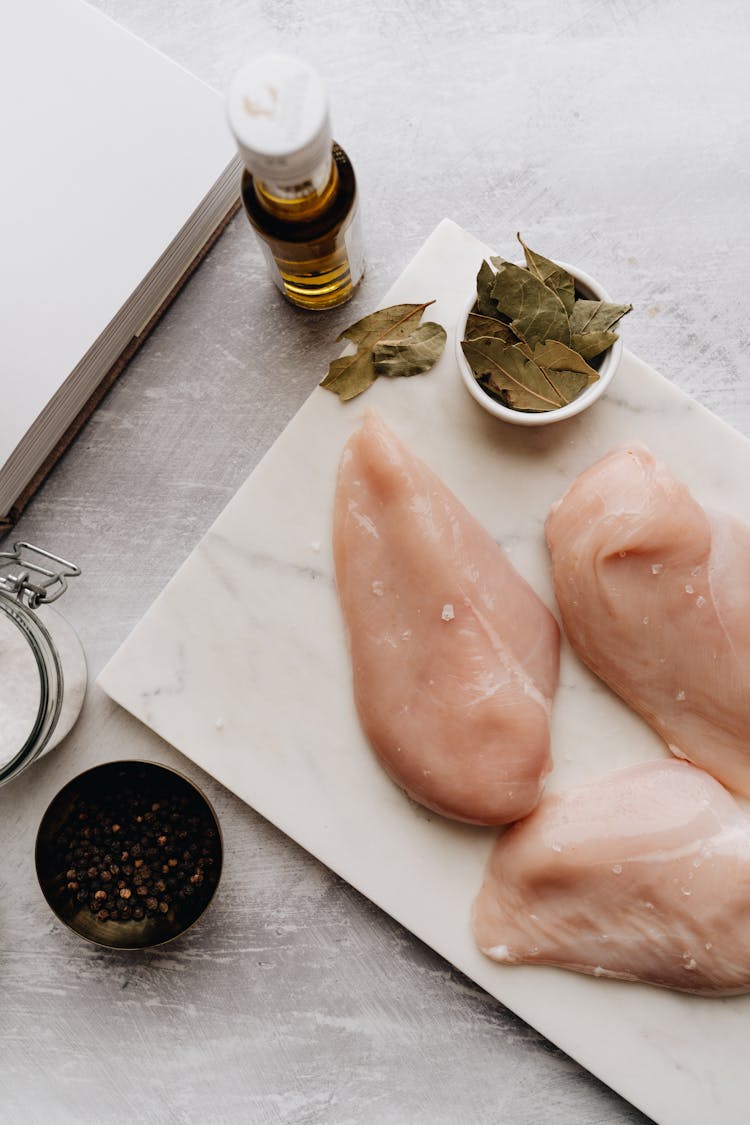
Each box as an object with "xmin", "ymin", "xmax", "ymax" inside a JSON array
[{"xmin": 57, "ymin": 770, "xmax": 220, "ymax": 926}]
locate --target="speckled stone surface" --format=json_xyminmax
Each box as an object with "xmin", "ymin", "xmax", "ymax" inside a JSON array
[{"xmin": 2, "ymin": 3, "xmax": 750, "ymax": 1123}]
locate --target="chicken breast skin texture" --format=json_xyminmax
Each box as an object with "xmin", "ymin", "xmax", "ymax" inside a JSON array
[
  {"xmin": 546, "ymin": 442, "xmax": 750, "ymax": 796},
  {"xmin": 473, "ymin": 759, "xmax": 750, "ymax": 995},
  {"xmin": 333, "ymin": 411, "xmax": 560, "ymax": 826}
]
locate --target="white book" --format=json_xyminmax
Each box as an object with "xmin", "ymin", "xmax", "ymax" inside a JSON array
[{"xmin": 0, "ymin": 0, "xmax": 242, "ymax": 528}]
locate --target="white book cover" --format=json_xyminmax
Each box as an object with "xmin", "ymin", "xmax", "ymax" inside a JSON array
[{"xmin": 0, "ymin": 0, "xmax": 240, "ymax": 520}]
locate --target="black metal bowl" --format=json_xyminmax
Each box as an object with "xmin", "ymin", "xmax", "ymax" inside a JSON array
[{"xmin": 35, "ymin": 760, "xmax": 223, "ymax": 949}]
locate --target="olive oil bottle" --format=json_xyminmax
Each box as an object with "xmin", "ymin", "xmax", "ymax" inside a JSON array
[{"xmin": 227, "ymin": 53, "xmax": 364, "ymax": 310}]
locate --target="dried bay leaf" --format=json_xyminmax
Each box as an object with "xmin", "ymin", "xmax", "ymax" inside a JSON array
[
  {"xmin": 517, "ymin": 234, "xmax": 575, "ymax": 315},
  {"xmin": 336, "ymin": 302, "xmax": 430, "ymax": 346},
  {"xmin": 532, "ymin": 340, "xmax": 599, "ymax": 383},
  {"xmin": 488, "ymin": 253, "xmax": 511, "ymax": 271},
  {"xmin": 373, "ymin": 321, "xmax": 447, "ymax": 378},
  {"xmin": 320, "ymin": 301, "xmax": 445, "ymax": 401},
  {"xmin": 531, "ymin": 340, "xmax": 599, "ymax": 403},
  {"xmin": 464, "ymin": 312, "xmax": 532, "ymax": 355},
  {"xmin": 322, "ymin": 351, "xmax": 377, "ymax": 401},
  {"xmin": 461, "ymin": 337, "xmax": 565, "ymax": 412},
  {"xmin": 490, "ymin": 262, "xmax": 571, "ymax": 349},
  {"xmin": 569, "ymin": 299, "xmax": 632, "ymax": 336},
  {"xmin": 571, "ymin": 330, "xmax": 619, "ymax": 361},
  {"xmin": 475, "ymin": 260, "xmax": 501, "ymax": 318}
]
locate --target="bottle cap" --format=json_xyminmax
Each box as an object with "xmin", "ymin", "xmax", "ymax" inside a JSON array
[{"xmin": 226, "ymin": 53, "xmax": 332, "ymax": 187}]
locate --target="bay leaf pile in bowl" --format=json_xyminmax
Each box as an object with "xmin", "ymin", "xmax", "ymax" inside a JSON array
[{"xmin": 457, "ymin": 236, "xmax": 632, "ymax": 426}]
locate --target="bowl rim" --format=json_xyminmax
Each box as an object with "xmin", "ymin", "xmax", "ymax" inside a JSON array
[{"xmin": 455, "ymin": 257, "xmax": 623, "ymax": 426}]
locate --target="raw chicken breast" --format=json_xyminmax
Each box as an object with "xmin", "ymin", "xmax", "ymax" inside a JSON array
[
  {"xmin": 473, "ymin": 759, "xmax": 750, "ymax": 995},
  {"xmin": 546, "ymin": 442, "xmax": 750, "ymax": 795},
  {"xmin": 333, "ymin": 411, "xmax": 560, "ymax": 825}
]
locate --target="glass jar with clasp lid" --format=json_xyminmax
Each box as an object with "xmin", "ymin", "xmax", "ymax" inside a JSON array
[{"xmin": 0, "ymin": 543, "xmax": 87, "ymax": 786}]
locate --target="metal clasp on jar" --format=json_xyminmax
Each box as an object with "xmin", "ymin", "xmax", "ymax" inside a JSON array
[{"xmin": 0, "ymin": 542, "xmax": 80, "ymax": 608}]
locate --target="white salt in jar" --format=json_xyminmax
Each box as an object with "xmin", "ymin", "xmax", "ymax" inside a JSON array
[{"xmin": 0, "ymin": 543, "xmax": 86, "ymax": 785}]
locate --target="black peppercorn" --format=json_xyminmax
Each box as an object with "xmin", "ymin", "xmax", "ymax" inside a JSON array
[{"xmin": 54, "ymin": 769, "xmax": 220, "ymax": 932}]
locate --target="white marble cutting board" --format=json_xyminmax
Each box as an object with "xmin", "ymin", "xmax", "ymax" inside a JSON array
[{"xmin": 99, "ymin": 219, "xmax": 750, "ymax": 1125}]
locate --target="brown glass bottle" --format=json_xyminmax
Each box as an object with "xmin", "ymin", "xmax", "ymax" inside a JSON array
[{"xmin": 241, "ymin": 142, "xmax": 362, "ymax": 310}]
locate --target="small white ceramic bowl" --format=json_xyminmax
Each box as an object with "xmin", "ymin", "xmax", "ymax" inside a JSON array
[{"xmin": 456, "ymin": 259, "xmax": 623, "ymax": 426}]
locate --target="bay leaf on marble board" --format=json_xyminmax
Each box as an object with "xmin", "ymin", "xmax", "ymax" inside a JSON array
[
  {"xmin": 373, "ymin": 321, "xmax": 447, "ymax": 378},
  {"xmin": 321, "ymin": 301, "xmax": 443, "ymax": 401}
]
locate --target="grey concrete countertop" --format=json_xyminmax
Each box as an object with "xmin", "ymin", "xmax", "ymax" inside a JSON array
[{"xmin": 2, "ymin": 2, "xmax": 749, "ymax": 1123}]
